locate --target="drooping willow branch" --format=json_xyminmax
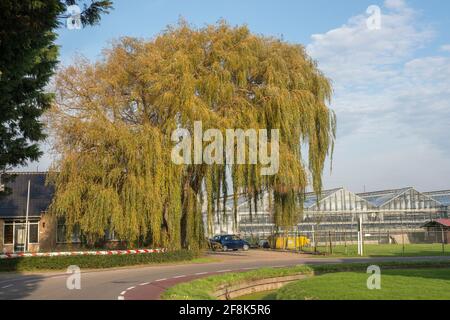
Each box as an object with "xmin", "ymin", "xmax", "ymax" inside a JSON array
[{"xmin": 47, "ymin": 21, "xmax": 336, "ymax": 249}]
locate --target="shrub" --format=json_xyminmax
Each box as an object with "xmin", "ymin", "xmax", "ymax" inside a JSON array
[{"xmin": 0, "ymin": 250, "xmax": 198, "ymax": 272}]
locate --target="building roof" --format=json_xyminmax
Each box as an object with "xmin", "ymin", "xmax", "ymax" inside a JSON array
[
  {"xmin": 357, "ymin": 187, "xmax": 413, "ymax": 207},
  {"xmin": 0, "ymin": 172, "xmax": 54, "ymax": 219},
  {"xmin": 217, "ymin": 186, "xmax": 450, "ymax": 212},
  {"xmin": 435, "ymin": 219, "xmax": 450, "ymax": 227},
  {"xmin": 304, "ymin": 188, "xmax": 344, "ymax": 208},
  {"xmin": 422, "ymin": 219, "xmax": 450, "ymax": 228},
  {"xmin": 424, "ymin": 190, "xmax": 450, "ymax": 206}
]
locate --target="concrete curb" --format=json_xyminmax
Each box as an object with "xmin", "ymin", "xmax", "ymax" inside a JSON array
[{"xmin": 214, "ymin": 274, "xmax": 310, "ymax": 300}]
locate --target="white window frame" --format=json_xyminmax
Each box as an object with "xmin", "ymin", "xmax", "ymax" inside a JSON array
[
  {"xmin": 3, "ymin": 220, "xmax": 40, "ymax": 246},
  {"xmin": 28, "ymin": 222, "xmax": 40, "ymax": 244},
  {"xmin": 3, "ymin": 222, "xmax": 14, "ymax": 245}
]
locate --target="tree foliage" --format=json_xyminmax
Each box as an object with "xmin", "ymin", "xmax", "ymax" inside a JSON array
[
  {"xmin": 47, "ymin": 21, "xmax": 336, "ymax": 249},
  {"xmin": 0, "ymin": 0, "xmax": 112, "ymax": 172},
  {"xmin": 60, "ymin": 0, "xmax": 113, "ymax": 27}
]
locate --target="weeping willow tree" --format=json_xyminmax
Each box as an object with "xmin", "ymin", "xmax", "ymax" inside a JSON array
[{"xmin": 47, "ymin": 21, "xmax": 336, "ymax": 250}]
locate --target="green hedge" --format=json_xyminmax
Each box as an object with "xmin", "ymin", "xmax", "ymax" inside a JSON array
[
  {"xmin": 162, "ymin": 260, "xmax": 450, "ymax": 300},
  {"xmin": 0, "ymin": 250, "xmax": 198, "ymax": 272}
]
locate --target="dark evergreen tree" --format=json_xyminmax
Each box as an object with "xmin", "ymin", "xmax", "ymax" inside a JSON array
[{"xmin": 0, "ymin": 0, "xmax": 112, "ymax": 172}]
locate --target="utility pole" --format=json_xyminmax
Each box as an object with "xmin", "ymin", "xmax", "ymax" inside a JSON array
[
  {"xmin": 360, "ymin": 217, "xmax": 364, "ymax": 256},
  {"xmin": 312, "ymin": 224, "xmax": 316, "ymax": 252},
  {"xmin": 328, "ymin": 231, "xmax": 333, "ymax": 254},
  {"xmin": 357, "ymin": 220, "xmax": 360, "ymax": 256},
  {"xmin": 357, "ymin": 216, "xmax": 364, "ymax": 256},
  {"xmin": 25, "ymin": 180, "xmax": 31, "ymax": 252}
]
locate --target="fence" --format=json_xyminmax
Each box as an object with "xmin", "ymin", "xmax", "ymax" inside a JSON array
[{"xmin": 240, "ymin": 225, "xmax": 449, "ymax": 256}]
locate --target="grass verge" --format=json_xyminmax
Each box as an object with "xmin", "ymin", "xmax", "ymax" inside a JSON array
[
  {"xmin": 0, "ymin": 250, "xmax": 199, "ymax": 272},
  {"xmin": 162, "ymin": 260, "xmax": 450, "ymax": 300},
  {"xmin": 299, "ymin": 244, "xmax": 448, "ymax": 257},
  {"xmin": 276, "ymin": 268, "xmax": 450, "ymax": 300}
]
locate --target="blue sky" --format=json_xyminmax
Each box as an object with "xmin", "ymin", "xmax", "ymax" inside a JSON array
[
  {"xmin": 55, "ymin": 0, "xmax": 450, "ymax": 63},
  {"xmin": 29, "ymin": 0, "xmax": 450, "ymax": 192}
]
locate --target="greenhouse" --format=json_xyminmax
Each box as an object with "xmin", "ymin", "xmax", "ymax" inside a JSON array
[{"xmin": 207, "ymin": 187, "xmax": 450, "ymax": 245}]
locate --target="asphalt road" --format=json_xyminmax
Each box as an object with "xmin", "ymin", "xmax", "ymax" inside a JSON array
[{"xmin": 0, "ymin": 250, "xmax": 449, "ymax": 300}]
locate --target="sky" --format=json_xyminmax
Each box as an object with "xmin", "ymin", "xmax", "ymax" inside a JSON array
[{"xmin": 23, "ymin": 0, "xmax": 450, "ymax": 193}]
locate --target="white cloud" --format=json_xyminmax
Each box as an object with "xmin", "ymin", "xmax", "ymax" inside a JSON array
[
  {"xmin": 307, "ymin": 0, "xmax": 433, "ymax": 90},
  {"xmin": 440, "ymin": 44, "xmax": 450, "ymax": 52},
  {"xmin": 384, "ymin": 0, "xmax": 407, "ymax": 10},
  {"xmin": 308, "ymin": 0, "xmax": 450, "ymax": 191}
]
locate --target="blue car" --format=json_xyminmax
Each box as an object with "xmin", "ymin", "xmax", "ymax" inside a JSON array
[{"xmin": 210, "ymin": 235, "xmax": 250, "ymax": 252}]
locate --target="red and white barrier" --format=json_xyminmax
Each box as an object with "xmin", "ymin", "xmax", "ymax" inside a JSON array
[{"xmin": 0, "ymin": 248, "xmax": 166, "ymax": 259}]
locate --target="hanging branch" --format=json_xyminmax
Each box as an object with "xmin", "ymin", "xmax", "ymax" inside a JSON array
[{"xmin": 47, "ymin": 21, "xmax": 336, "ymax": 249}]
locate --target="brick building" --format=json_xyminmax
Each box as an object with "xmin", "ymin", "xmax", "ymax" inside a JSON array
[
  {"xmin": 0, "ymin": 173, "xmax": 56, "ymax": 253},
  {"xmin": 0, "ymin": 172, "xmax": 125, "ymax": 253}
]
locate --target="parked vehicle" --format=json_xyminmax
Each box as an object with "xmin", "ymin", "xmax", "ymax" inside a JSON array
[{"xmin": 210, "ymin": 235, "xmax": 250, "ymax": 251}]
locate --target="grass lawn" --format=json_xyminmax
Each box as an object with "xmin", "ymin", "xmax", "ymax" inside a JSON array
[
  {"xmin": 162, "ymin": 261, "xmax": 450, "ymax": 300},
  {"xmin": 272, "ymin": 268, "xmax": 450, "ymax": 300},
  {"xmin": 300, "ymin": 243, "xmax": 448, "ymax": 257}
]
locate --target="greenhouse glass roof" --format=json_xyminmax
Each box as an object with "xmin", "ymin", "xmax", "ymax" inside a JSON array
[
  {"xmin": 424, "ymin": 190, "xmax": 450, "ymax": 206},
  {"xmin": 357, "ymin": 187, "xmax": 412, "ymax": 207},
  {"xmin": 303, "ymin": 188, "xmax": 343, "ymax": 208}
]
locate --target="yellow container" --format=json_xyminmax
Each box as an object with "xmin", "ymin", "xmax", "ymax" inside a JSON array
[{"xmin": 271, "ymin": 236, "xmax": 310, "ymax": 250}]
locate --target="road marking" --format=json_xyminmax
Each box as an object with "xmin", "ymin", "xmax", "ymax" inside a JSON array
[
  {"xmin": 173, "ymin": 275, "xmax": 186, "ymax": 279},
  {"xmin": 139, "ymin": 282, "xmax": 150, "ymax": 286},
  {"xmin": 216, "ymin": 270, "xmax": 232, "ymax": 273},
  {"xmin": 241, "ymin": 267, "xmax": 255, "ymax": 270},
  {"xmin": 195, "ymin": 272, "xmax": 208, "ymax": 275},
  {"xmin": 1, "ymin": 284, "xmax": 13, "ymax": 289},
  {"xmin": 120, "ymin": 291, "xmax": 126, "ymax": 295},
  {"xmin": 117, "ymin": 296, "xmax": 124, "ymax": 300},
  {"xmin": 126, "ymin": 286, "xmax": 135, "ymax": 291},
  {"xmin": 154, "ymin": 278, "xmax": 167, "ymax": 282}
]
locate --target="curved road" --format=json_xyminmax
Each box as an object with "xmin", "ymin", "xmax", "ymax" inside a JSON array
[{"xmin": 0, "ymin": 250, "xmax": 449, "ymax": 300}]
